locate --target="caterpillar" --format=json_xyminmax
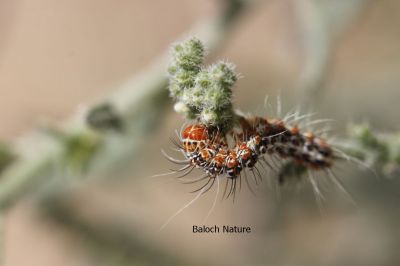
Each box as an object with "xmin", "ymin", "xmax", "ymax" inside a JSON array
[
  {"xmin": 159, "ymin": 113, "xmax": 370, "ymax": 230},
  {"xmin": 164, "ymin": 113, "xmax": 338, "ymax": 200}
]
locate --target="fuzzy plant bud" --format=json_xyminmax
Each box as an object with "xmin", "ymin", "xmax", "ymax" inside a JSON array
[
  {"xmin": 169, "ymin": 38, "xmax": 205, "ymax": 73},
  {"xmin": 345, "ymin": 123, "xmax": 400, "ymax": 177},
  {"xmin": 167, "ymin": 38, "xmax": 238, "ymax": 131},
  {"xmin": 209, "ymin": 61, "xmax": 237, "ymax": 90},
  {"xmin": 200, "ymin": 109, "xmax": 218, "ymax": 125},
  {"xmin": 202, "ymin": 62, "xmax": 236, "ymax": 127},
  {"xmin": 168, "ymin": 38, "xmax": 205, "ymax": 99},
  {"xmin": 173, "ymin": 101, "xmax": 189, "ymax": 115},
  {"xmin": 194, "ymin": 70, "xmax": 212, "ymax": 89}
]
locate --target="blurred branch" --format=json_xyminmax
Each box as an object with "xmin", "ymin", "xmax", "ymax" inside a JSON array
[
  {"xmin": 293, "ymin": 0, "xmax": 371, "ymax": 107},
  {"xmin": 339, "ymin": 124, "xmax": 400, "ymax": 177}
]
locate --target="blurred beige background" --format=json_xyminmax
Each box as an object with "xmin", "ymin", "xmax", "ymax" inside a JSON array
[{"xmin": 0, "ymin": 0, "xmax": 400, "ymax": 265}]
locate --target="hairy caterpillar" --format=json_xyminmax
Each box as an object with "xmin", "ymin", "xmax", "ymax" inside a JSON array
[
  {"xmin": 163, "ymin": 112, "xmax": 343, "ymax": 201},
  {"xmin": 158, "ymin": 111, "xmax": 372, "ymax": 230}
]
